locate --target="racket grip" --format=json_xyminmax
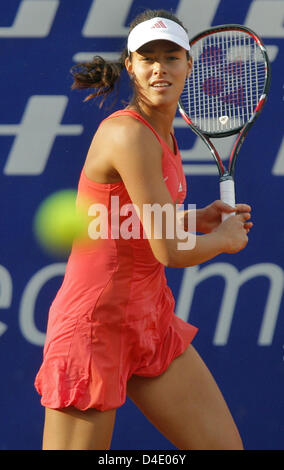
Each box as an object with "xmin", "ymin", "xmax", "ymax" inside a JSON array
[{"xmin": 220, "ymin": 178, "xmax": 236, "ymax": 222}]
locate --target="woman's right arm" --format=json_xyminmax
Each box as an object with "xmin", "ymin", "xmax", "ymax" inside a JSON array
[{"xmin": 90, "ymin": 117, "xmax": 251, "ymax": 268}]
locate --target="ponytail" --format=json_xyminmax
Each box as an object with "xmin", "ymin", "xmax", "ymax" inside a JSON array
[{"xmin": 70, "ymin": 48, "xmax": 128, "ymax": 106}]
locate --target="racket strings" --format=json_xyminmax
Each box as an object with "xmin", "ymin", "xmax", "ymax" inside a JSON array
[{"xmin": 180, "ymin": 30, "xmax": 267, "ymax": 134}]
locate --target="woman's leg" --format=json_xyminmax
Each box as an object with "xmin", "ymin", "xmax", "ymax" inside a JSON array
[
  {"xmin": 42, "ymin": 406, "xmax": 116, "ymax": 450},
  {"xmin": 126, "ymin": 344, "xmax": 243, "ymax": 450}
]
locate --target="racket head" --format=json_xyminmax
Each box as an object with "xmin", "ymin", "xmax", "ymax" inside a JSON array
[{"xmin": 179, "ymin": 24, "xmax": 271, "ymax": 139}]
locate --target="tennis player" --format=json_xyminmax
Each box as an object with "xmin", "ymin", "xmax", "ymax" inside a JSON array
[{"xmin": 35, "ymin": 9, "xmax": 252, "ymax": 450}]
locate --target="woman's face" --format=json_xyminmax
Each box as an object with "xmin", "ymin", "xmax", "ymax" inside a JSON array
[{"xmin": 125, "ymin": 40, "xmax": 192, "ymax": 109}]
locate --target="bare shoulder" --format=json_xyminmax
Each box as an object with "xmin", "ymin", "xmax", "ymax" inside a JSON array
[
  {"xmin": 95, "ymin": 114, "xmax": 162, "ymax": 158},
  {"xmin": 84, "ymin": 114, "xmax": 162, "ymax": 183},
  {"xmin": 87, "ymin": 114, "xmax": 163, "ymax": 185}
]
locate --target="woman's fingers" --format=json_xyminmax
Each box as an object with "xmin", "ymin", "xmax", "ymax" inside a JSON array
[{"xmin": 235, "ymin": 203, "xmax": 252, "ymax": 213}]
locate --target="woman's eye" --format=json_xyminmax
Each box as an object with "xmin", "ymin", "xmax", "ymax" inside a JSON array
[{"xmin": 141, "ymin": 56, "xmax": 179, "ymax": 62}]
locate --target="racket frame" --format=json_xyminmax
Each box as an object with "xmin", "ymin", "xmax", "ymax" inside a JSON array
[{"xmin": 178, "ymin": 23, "xmax": 271, "ymax": 180}]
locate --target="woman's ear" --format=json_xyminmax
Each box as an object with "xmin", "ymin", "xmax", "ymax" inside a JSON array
[
  {"xmin": 187, "ymin": 56, "xmax": 193, "ymax": 78},
  {"xmin": 125, "ymin": 56, "xmax": 134, "ymax": 79}
]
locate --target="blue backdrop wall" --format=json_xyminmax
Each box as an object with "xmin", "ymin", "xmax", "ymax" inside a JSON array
[{"xmin": 0, "ymin": 0, "xmax": 283, "ymax": 450}]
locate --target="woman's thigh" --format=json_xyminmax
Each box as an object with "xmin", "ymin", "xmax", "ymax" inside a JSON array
[
  {"xmin": 126, "ymin": 344, "xmax": 243, "ymax": 450},
  {"xmin": 42, "ymin": 406, "xmax": 116, "ymax": 450}
]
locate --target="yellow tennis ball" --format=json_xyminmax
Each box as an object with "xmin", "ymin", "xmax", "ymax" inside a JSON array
[{"xmin": 33, "ymin": 189, "xmax": 89, "ymax": 256}]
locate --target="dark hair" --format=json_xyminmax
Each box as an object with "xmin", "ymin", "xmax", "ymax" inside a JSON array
[{"xmin": 70, "ymin": 9, "xmax": 189, "ymax": 106}]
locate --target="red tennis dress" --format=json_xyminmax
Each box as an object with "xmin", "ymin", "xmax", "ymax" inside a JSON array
[{"xmin": 34, "ymin": 109, "xmax": 198, "ymax": 411}]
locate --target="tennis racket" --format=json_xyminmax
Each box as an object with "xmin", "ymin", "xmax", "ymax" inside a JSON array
[{"xmin": 178, "ymin": 24, "xmax": 271, "ymax": 221}]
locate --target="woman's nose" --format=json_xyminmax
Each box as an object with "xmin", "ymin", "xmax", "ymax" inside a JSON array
[{"xmin": 153, "ymin": 61, "xmax": 166, "ymax": 75}]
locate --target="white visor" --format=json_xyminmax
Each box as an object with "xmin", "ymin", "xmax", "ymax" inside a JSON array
[{"xmin": 127, "ymin": 17, "xmax": 190, "ymax": 53}]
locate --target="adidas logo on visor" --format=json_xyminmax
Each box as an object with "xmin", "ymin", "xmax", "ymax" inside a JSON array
[{"xmin": 151, "ymin": 20, "xmax": 167, "ymax": 29}]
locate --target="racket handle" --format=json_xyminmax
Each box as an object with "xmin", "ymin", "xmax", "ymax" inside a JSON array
[{"xmin": 220, "ymin": 177, "xmax": 236, "ymax": 222}]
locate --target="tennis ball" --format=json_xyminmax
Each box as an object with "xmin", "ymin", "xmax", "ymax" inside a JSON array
[{"xmin": 33, "ymin": 189, "xmax": 89, "ymax": 256}]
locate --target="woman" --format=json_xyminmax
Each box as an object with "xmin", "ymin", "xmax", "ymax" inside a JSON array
[{"xmin": 35, "ymin": 9, "xmax": 252, "ymax": 450}]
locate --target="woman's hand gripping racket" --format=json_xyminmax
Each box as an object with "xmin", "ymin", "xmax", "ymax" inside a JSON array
[{"xmin": 178, "ymin": 24, "xmax": 271, "ymax": 221}]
